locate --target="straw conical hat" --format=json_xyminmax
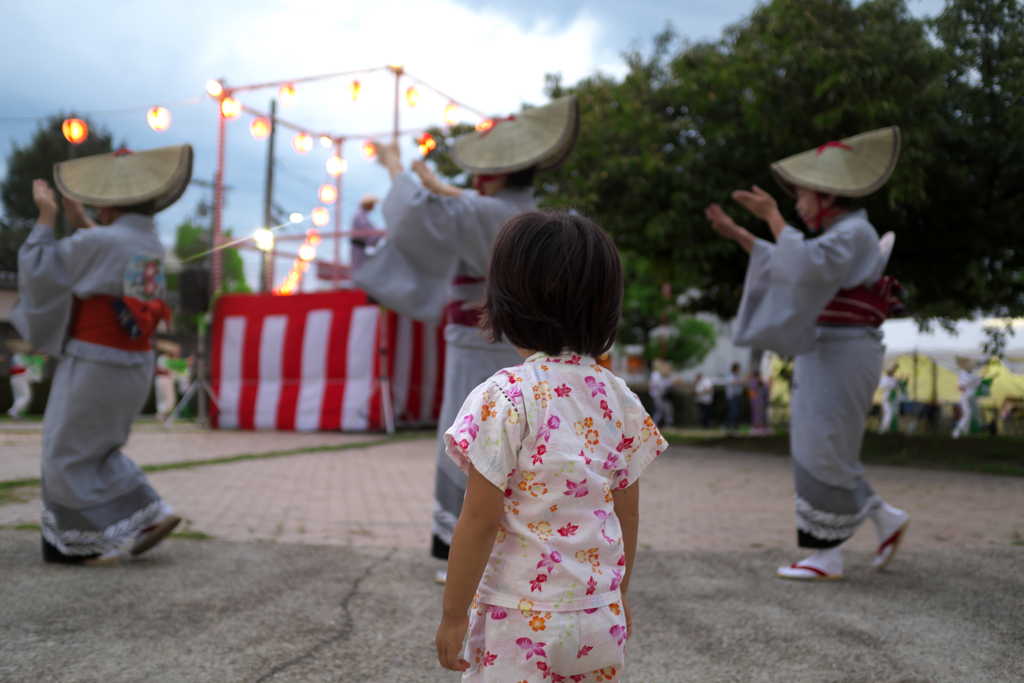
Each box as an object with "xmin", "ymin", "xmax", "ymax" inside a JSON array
[
  {"xmin": 453, "ymin": 96, "xmax": 580, "ymax": 174},
  {"xmin": 771, "ymin": 127, "xmax": 900, "ymax": 198},
  {"xmin": 54, "ymin": 144, "xmax": 193, "ymax": 212},
  {"xmin": 5, "ymin": 339, "xmax": 32, "ymax": 353},
  {"xmin": 956, "ymin": 356, "xmax": 977, "ymax": 372},
  {"xmin": 652, "ymin": 358, "xmax": 675, "ymax": 375}
]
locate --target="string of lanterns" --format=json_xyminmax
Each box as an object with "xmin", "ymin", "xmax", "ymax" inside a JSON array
[
  {"xmin": 56, "ymin": 67, "xmax": 497, "ymax": 296},
  {"xmin": 274, "ymin": 228, "xmax": 322, "ymax": 295}
]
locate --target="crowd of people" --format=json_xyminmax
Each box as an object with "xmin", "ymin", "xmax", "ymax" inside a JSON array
[{"xmin": 7, "ymin": 106, "xmax": 923, "ymax": 680}]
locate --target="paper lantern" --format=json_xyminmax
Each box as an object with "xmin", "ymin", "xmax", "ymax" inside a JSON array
[
  {"xmin": 298, "ymin": 244, "xmax": 317, "ymax": 261},
  {"xmin": 146, "ymin": 107, "xmax": 171, "ymax": 132},
  {"xmin": 206, "ymin": 79, "xmax": 224, "ymax": 98},
  {"xmin": 61, "ymin": 118, "xmax": 88, "ymax": 144},
  {"xmin": 320, "ymin": 136, "xmax": 332, "ymax": 148},
  {"xmin": 292, "ymin": 132, "xmax": 313, "ymax": 154},
  {"xmin": 417, "ymin": 133, "xmax": 437, "ymax": 156},
  {"xmin": 250, "ymin": 117, "xmax": 271, "ymax": 140},
  {"xmin": 349, "ymin": 80, "xmax": 361, "ymax": 101},
  {"xmin": 361, "ymin": 141, "xmax": 377, "ymax": 160},
  {"xmin": 306, "ymin": 228, "xmax": 321, "ymax": 246},
  {"xmin": 289, "ymin": 212, "xmax": 303, "ymax": 223},
  {"xmin": 475, "ymin": 119, "xmax": 494, "ymax": 132},
  {"xmin": 326, "ymin": 156, "xmax": 347, "ymax": 177},
  {"xmin": 310, "ymin": 207, "xmax": 330, "ymax": 227},
  {"xmin": 405, "ymin": 86, "xmax": 419, "ymax": 107},
  {"xmin": 220, "ymin": 97, "xmax": 242, "ymax": 119},
  {"xmin": 443, "ymin": 102, "xmax": 460, "ymax": 125},
  {"xmin": 318, "ymin": 184, "xmax": 338, "ymax": 204},
  {"xmin": 278, "ymin": 83, "xmax": 297, "ymax": 108}
]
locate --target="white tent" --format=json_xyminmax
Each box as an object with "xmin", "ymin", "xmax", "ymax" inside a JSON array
[{"xmin": 881, "ymin": 318, "xmax": 1024, "ymax": 374}]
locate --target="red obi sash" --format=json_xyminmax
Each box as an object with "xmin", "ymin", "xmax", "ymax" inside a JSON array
[
  {"xmin": 10, "ymin": 367, "xmax": 26, "ymax": 375},
  {"xmin": 71, "ymin": 295, "xmax": 171, "ymax": 351},
  {"xmin": 817, "ymin": 276, "xmax": 903, "ymax": 328},
  {"xmin": 446, "ymin": 275, "xmax": 485, "ymax": 328}
]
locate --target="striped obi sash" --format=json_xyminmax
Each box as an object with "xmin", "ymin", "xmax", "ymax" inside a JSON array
[
  {"xmin": 444, "ymin": 275, "xmax": 485, "ymax": 328},
  {"xmin": 817, "ymin": 276, "xmax": 904, "ymax": 328}
]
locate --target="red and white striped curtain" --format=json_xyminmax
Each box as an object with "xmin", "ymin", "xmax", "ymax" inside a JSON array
[{"xmin": 210, "ymin": 290, "xmax": 444, "ymax": 431}]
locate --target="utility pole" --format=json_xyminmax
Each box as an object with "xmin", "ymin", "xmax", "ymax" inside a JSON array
[{"xmin": 261, "ymin": 99, "xmax": 277, "ymax": 293}]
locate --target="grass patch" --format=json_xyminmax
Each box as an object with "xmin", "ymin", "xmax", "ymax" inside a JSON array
[
  {"xmin": 0, "ymin": 479, "xmax": 42, "ymax": 505},
  {"xmin": 662, "ymin": 429, "xmax": 1024, "ymax": 477},
  {"xmin": 139, "ymin": 431, "xmax": 428, "ymax": 474},
  {"xmin": 0, "ymin": 523, "xmax": 41, "ymax": 531},
  {"xmin": 171, "ymin": 530, "xmax": 213, "ymax": 540}
]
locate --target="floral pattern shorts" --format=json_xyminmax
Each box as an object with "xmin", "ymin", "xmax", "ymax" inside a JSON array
[{"xmin": 462, "ymin": 601, "xmax": 627, "ymax": 682}]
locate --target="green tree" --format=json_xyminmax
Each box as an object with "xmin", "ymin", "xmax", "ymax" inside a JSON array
[
  {"xmin": 169, "ymin": 220, "xmax": 250, "ymax": 333},
  {"xmin": 541, "ymin": 0, "xmax": 956, "ymax": 319},
  {"xmin": 922, "ymin": 0, "xmax": 1024, "ymax": 319},
  {"xmin": 0, "ymin": 113, "xmax": 116, "ymax": 270}
]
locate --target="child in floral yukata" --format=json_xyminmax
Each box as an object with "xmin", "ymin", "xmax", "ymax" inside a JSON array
[{"xmin": 435, "ymin": 211, "xmax": 664, "ymax": 683}]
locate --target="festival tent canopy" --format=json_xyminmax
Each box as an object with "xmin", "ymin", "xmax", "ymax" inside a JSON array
[{"xmin": 881, "ymin": 318, "xmax": 1024, "ymax": 373}]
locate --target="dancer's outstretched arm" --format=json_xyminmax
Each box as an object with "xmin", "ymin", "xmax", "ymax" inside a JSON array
[{"xmin": 705, "ymin": 203, "xmax": 755, "ymax": 254}]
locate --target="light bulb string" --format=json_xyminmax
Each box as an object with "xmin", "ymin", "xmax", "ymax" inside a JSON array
[
  {"xmin": 181, "ymin": 217, "xmax": 303, "ymax": 262},
  {"xmin": 0, "ymin": 96, "xmax": 204, "ymax": 124}
]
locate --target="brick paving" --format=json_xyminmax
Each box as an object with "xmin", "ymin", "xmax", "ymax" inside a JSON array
[
  {"xmin": 0, "ymin": 421, "xmax": 384, "ymax": 482},
  {"xmin": 2, "ymin": 434, "xmax": 1022, "ymax": 553}
]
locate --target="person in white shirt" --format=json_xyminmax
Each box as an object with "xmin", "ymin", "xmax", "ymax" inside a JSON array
[
  {"xmin": 878, "ymin": 366, "xmax": 902, "ymax": 434},
  {"xmin": 723, "ymin": 363, "xmax": 744, "ymax": 432},
  {"xmin": 694, "ymin": 372, "xmax": 714, "ymax": 427},
  {"xmin": 952, "ymin": 356, "xmax": 984, "ymax": 438},
  {"xmin": 649, "ymin": 358, "xmax": 680, "ymax": 428}
]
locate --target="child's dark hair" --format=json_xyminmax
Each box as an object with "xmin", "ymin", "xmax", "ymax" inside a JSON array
[{"xmin": 480, "ymin": 210, "xmax": 623, "ymax": 357}]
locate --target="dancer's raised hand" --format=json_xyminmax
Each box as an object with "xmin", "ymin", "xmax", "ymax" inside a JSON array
[
  {"xmin": 376, "ymin": 140, "xmax": 403, "ymax": 180},
  {"xmin": 32, "ymin": 179, "xmax": 59, "ymax": 225},
  {"xmin": 705, "ymin": 203, "xmax": 741, "ymax": 239},
  {"xmin": 731, "ymin": 185, "xmax": 780, "ymax": 222},
  {"xmin": 705, "ymin": 203, "xmax": 755, "ymax": 254},
  {"xmin": 62, "ymin": 196, "xmax": 95, "ymax": 229}
]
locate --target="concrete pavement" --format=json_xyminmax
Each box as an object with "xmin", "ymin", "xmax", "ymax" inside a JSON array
[{"xmin": 0, "ymin": 532, "xmax": 1020, "ymax": 682}]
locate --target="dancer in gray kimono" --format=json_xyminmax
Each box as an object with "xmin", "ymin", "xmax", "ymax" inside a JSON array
[
  {"xmin": 705, "ymin": 127, "xmax": 910, "ymax": 580},
  {"xmin": 355, "ymin": 96, "xmax": 580, "ymax": 582},
  {"xmin": 12, "ymin": 145, "xmax": 192, "ymax": 565}
]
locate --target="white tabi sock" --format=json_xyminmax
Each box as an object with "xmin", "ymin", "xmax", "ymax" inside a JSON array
[
  {"xmin": 871, "ymin": 502, "xmax": 910, "ymax": 569},
  {"xmin": 777, "ymin": 546, "xmax": 843, "ymax": 580}
]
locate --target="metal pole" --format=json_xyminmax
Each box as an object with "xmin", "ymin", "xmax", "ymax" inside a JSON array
[
  {"xmin": 261, "ymin": 99, "xmax": 277, "ymax": 293},
  {"xmin": 332, "ymin": 139, "xmax": 343, "ymax": 289},
  {"xmin": 392, "ymin": 66, "xmax": 402, "ymax": 142},
  {"xmin": 377, "ymin": 66, "xmax": 402, "ymax": 434},
  {"xmin": 213, "ymin": 104, "xmax": 226, "ymax": 293}
]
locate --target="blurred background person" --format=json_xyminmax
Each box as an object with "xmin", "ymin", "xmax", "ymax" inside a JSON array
[
  {"xmin": 349, "ymin": 194, "xmax": 387, "ymax": 272},
  {"xmin": 694, "ymin": 372, "xmax": 714, "ymax": 428},
  {"xmin": 649, "ymin": 358, "xmax": 680, "ymax": 428},
  {"xmin": 6, "ymin": 339, "xmax": 42, "ymax": 420},
  {"xmin": 723, "ymin": 362, "xmax": 744, "ymax": 433}
]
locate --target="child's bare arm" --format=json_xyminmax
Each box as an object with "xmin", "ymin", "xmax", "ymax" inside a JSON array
[
  {"xmin": 435, "ymin": 464, "xmax": 505, "ymax": 672},
  {"xmin": 611, "ymin": 480, "xmax": 641, "ymax": 638}
]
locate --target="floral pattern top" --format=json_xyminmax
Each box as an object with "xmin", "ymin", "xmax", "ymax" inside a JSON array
[{"xmin": 444, "ymin": 351, "xmax": 664, "ymax": 612}]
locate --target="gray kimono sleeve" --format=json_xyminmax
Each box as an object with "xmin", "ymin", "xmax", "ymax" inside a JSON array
[
  {"xmin": 10, "ymin": 223, "xmax": 112, "ymax": 356},
  {"xmin": 354, "ymin": 172, "xmax": 515, "ymax": 324},
  {"xmin": 732, "ymin": 224, "xmax": 873, "ymax": 357}
]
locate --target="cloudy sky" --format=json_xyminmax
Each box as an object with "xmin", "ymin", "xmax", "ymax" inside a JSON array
[{"xmin": 0, "ymin": 0, "xmax": 945, "ymax": 290}]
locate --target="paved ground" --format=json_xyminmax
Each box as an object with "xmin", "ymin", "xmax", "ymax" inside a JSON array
[
  {"xmin": 3, "ymin": 437, "xmax": 1023, "ymax": 552},
  {"xmin": 0, "ymin": 420, "xmax": 384, "ymax": 482},
  {"xmin": 2, "ymin": 430, "xmax": 1023, "ymax": 681},
  {"xmin": 0, "ymin": 533, "xmax": 1020, "ymax": 682}
]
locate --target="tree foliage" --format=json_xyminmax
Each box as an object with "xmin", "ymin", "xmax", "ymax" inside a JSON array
[
  {"xmin": 427, "ymin": 0, "xmax": 1023, "ymax": 338},
  {"xmin": 0, "ymin": 113, "xmax": 115, "ymax": 270}
]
